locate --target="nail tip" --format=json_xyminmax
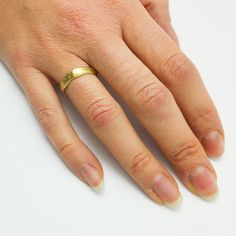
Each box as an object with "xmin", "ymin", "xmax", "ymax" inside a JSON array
[
  {"xmin": 166, "ymin": 194, "xmax": 183, "ymax": 209},
  {"xmin": 200, "ymin": 189, "xmax": 219, "ymax": 202},
  {"xmin": 208, "ymin": 148, "xmax": 225, "ymax": 159},
  {"xmin": 92, "ymin": 180, "xmax": 105, "ymax": 193}
]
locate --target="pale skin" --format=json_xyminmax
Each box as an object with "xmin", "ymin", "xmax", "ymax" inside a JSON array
[{"xmin": 0, "ymin": 0, "xmax": 225, "ymax": 206}]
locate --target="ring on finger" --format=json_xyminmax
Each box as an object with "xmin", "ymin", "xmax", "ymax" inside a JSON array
[{"xmin": 60, "ymin": 66, "xmax": 97, "ymax": 92}]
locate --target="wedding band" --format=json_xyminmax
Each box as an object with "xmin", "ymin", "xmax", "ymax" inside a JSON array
[{"xmin": 60, "ymin": 66, "xmax": 97, "ymax": 92}]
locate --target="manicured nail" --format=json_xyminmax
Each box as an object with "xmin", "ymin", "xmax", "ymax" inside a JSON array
[
  {"xmin": 189, "ymin": 166, "xmax": 218, "ymax": 199},
  {"xmin": 202, "ymin": 131, "xmax": 224, "ymax": 157},
  {"xmin": 80, "ymin": 164, "xmax": 103, "ymax": 191},
  {"xmin": 152, "ymin": 174, "xmax": 181, "ymax": 205}
]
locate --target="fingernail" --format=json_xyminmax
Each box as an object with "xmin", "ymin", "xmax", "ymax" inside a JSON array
[
  {"xmin": 189, "ymin": 166, "xmax": 218, "ymax": 199},
  {"xmin": 80, "ymin": 164, "xmax": 103, "ymax": 191},
  {"xmin": 202, "ymin": 131, "xmax": 224, "ymax": 157},
  {"xmin": 152, "ymin": 174, "xmax": 181, "ymax": 205},
  {"xmin": 92, "ymin": 180, "xmax": 104, "ymax": 192},
  {"xmin": 166, "ymin": 194, "xmax": 183, "ymax": 209},
  {"xmin": 201, "ymin": 189, "xmax": 219, "ymax": 202}
]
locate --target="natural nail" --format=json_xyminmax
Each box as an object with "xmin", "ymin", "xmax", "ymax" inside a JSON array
[
  {"xmin": 202, "ymin": 131, "xmax": 224, "ymax": 157},
  {"xmin": 80, "ymin": 164, "xmax": 103, "ymax": 191},
  {"xmin": 166, "ymin": 194, "xmax": 183, "ymax": 209},
  {"xmin": 152, "ymin": 174, "xmax": 181, "ymax": 205},
  {"xmin": 189, "ymin": 166, "xmax": 218, "ymax": 199}
]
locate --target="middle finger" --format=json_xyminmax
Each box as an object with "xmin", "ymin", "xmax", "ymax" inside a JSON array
[
  {"xmin": 45, "ymin": 54, "xmax": 181, "ymax": 205},
  {"xmin": 87, "ymin": 36, "xmax": 218, "ymax": 199}
]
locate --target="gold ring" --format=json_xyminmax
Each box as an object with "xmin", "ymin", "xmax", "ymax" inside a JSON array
[{"xmin": 60, "ymin": 66, "xmax": 97, "ymax": 92}]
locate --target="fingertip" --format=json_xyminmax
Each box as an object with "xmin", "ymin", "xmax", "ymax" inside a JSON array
[
  {"xmin": 92, "ymin": 180, "xmax": 105, "ymax": 193},
  {"xmin": 151, "ymin": 174, "xmax": 181, "ymax": 205},
  {"xmin": 200, "ymin": 188, "xmax": 219, "ymax": 202},
  {"xmin": 79, "ymin": 163, "xmax": 104, "ymax": 190},
  {"xmin": 166, "ymin": 193, "xmax": 183, "ymax": 209},
  {"xmin": 202, "ymin": 130, "xmax": 225, "ymax": 158},
  {"xmin": 189, "ymin": 166, "xmax": 218, "ymax": 199}
]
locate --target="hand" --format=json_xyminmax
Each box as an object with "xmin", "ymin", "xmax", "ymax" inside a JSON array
[{"xmin": 0, "ymin": 0, "xmax": 224, "ymax": 206}]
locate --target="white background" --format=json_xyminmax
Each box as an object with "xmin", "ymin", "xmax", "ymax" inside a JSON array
[{"xmin": 0, "ymin": 1, "xmax": 236, "ymax": 235}]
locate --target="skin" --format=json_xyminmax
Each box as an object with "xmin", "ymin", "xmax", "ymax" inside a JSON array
[{"xmin": 0, "ymin": 0, "xmax": 225, "ymax": 206}]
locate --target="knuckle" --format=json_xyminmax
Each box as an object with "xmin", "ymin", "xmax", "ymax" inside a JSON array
[
  {"xmin": 171, "ymin": 140, "xmax": 201, "ymax": 164},
  {"xmin": 7, "ymin": 48, "xmax": 33, "ymax": 71},
  {"xmin": 36, "ymin": 106, "xmax": 60, "ymax": 132},
  {"xmin": 59, "ymin": 143, "xmax": 77, "ymax": 161},
  {"xmin": 130, "ymin": 152, "xmax": 152, "ymax": 174},
  {"xmin": 134, "ymin": 82, "xmax": 171, "ymax": 114},
  {"xmin": 55, "ymin": 2, "xmax": 122, "ymax": 41},
  {"xmin": 86, "ymin": 35, "xmax": 122, "ymax": 65},
  {"xmin": 85, "ymin": 36, "xmax": 115, "ymax": 62},
  {"xmin": 162, "ymin": 52, "xmax": 193, "ymax": 81},
  {"xmin": 189, "ymin": 106, "xmax": 216, "ymax": 126},
  {"xmin": 85, "ymin": 98, "xmax": 121, "ymax": 128},
  {"xmin": 55, "ymin": 4, "xmax": 94, "ymax": 37}
]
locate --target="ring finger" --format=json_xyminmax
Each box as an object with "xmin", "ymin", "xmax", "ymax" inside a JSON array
[{"xmin": 44, "ymin": 54, "xmax": 181, "ymax": 206}]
